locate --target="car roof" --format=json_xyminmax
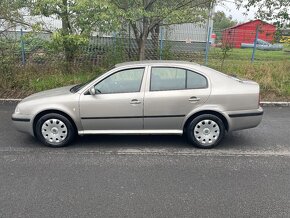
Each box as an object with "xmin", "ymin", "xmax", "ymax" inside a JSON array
[
  {"xmin": 114, "ymin": 60, "xmax": 224, "ymax": 80},
  {"xmin": 115, "ymin": 60, "xmax": 201, "ymax": 68}
]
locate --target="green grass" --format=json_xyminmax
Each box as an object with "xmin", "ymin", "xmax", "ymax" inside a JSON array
[
  {"xmin": 29, "ymin": 72, "xmax": 98, "ymax": 92},
  {"xmin": 209, "ymin": 47, "xmax": 290, "ymax": 61},
  {"xmin": 0, "ymin": 65, "xmax": 105, "ymax": 98}
]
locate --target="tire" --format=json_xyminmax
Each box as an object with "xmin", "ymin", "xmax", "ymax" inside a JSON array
[
  {"xmin": 186, "ymin": 114, "xmax": 225, "ymax": 149},
  {"xmin": 35, "ymin": 113, "xmax": 75, "ymax": 147}
]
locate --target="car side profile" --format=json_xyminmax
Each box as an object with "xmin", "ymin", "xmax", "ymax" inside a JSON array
[{"xmin": 12, "ymin": 61, "xmax": 263, "ymax": 149}]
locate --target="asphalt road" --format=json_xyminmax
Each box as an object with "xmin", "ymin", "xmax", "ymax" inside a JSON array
[{"xmin": 1, "ymin": 102, "xmax": 290, "ymax": 217}]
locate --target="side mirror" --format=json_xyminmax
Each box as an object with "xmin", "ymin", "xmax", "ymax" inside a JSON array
[{"xmin": 89, "ymin": 87, "xmax": 96, "ymax": 95}]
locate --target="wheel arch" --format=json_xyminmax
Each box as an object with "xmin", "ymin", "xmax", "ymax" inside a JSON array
[
  {"xmin": 183, "ymin": 110, "xmax": 229, "ymax": 133},
  {"xmin": 32, "ymin": 109, "xmax": 78, "ymax": 137}
]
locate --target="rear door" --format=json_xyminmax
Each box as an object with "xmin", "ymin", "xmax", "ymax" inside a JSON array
[{"xmin": 144, "ymin": 66, "xmax": 211, "ymax": 130}]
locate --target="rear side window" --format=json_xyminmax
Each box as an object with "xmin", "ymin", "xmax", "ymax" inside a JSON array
[{"xmin": 150, "ymin": 67, "xmax": 207, "ymax": 91}]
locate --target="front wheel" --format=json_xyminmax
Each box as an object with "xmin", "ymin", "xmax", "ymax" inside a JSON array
[
  {"xmin": 186, "ymin": 114, "xmax": 225, "ymax": 149},
  {"xmin": 35, "ymin": 113, "xmax": 75, "ymax": 147}
]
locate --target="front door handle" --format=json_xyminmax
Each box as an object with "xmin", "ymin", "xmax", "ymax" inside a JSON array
[
  {"xmin": 130, "ymin": 99, "xmax": 141, "ymax": 105},
  {"xmin": 189, "ymin": 96, "xmax": 200, "ymax": 103}
]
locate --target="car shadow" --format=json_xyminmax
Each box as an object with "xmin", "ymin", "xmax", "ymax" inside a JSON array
[
  {"xmin": 16, "ymin": 130, "xmax": 259, "ymax": 151},
  {"xmin": 70, "ymin": 131, "xmax": 253, "ymax": 150},
  {"xmin": 73, "ymin": 134, "xmax": 190, "ymax": 149}
]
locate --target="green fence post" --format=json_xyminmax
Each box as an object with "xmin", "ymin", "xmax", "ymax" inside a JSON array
[
  {"xmin": 159, "ymin": 26, "xmax": 164, "ymax": 60},
  {"xmin": 205, "ymin": 27, "xmax": 211, "ymax": 66},
  {"xmin": 20, "ymin": 29, "xmax": 26, "ymax": 65},
  {"xmin": 128, "ymin": 24, "xmax": 131, "ymax": 60}
]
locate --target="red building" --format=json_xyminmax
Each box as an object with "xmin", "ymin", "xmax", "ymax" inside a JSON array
[{"xmin": 222, "ymin": 20, "xmax": 276, "ymax": 48}]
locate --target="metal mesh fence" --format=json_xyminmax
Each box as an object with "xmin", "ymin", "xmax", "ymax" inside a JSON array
[
  {"xmin": 0, "ymin": 27, "xmax": 286, "ymax": 66},
  {"xmin": 0, "ymin": 29, "xmax": 209, "ymax": 68}
]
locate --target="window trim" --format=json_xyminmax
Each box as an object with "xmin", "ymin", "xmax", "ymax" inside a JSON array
[
  {"xmin": 185, "ymin": 69, "xmax": 188, "ymax": 89},
  {"xmin": 92, "ymin": 67, "xmax": 146, "ymax": 95},
  {"xmin": 149, "ymin": 66, "xmax": 208, "ymax": 92}
]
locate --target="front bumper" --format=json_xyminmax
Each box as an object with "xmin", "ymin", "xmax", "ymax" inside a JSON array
[
  {"xmin": 12, "ymin": 113, "xmax": 34, "ymax": 136},
  {"xmin": 227, "ymin": 106, "xmax": 264, "ymax": 131}
]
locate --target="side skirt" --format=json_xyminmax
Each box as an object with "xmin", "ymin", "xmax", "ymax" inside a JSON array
[{"xmin": 78, "ymin": 130, "xmax": 183, "ymax": 135}]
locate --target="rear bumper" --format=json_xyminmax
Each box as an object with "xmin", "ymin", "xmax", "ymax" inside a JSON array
[
  {"xmin": 227, "ymin": 107, "xmax": 263, "ymax": 131},
  {"xmin": 12, "ymin": 114, "xmax": 34, "ymax": 136}
]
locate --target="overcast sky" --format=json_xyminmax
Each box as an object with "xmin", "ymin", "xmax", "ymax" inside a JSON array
[{"xmin": 215, "ymin": 1, "xmax": 256, "ymax": 22}]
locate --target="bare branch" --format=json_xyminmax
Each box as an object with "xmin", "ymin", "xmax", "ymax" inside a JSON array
[
  {"xmin": 145, "ymin": 0, "xmax": 159, "ymax": 10},
  {"xmin": 130, "ymin": 21, "xmax": 140, "ymax": 42}
]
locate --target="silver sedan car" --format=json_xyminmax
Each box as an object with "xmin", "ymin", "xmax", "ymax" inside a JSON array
[{"xmin": 12, "ymin": 61, "xmax": 263, "ymax": 148}]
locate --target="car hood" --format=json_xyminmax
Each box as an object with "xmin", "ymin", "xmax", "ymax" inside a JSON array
[{"xmin": 21, "ymin": 85, "xmax": 75, "ymax": 102}]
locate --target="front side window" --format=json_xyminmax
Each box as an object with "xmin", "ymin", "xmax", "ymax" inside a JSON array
[
  {"xmin": 94, "ymin": 68, "xmax": 144, "ymax": 94},
  {"xmin": 150, "ymin": 67, "xmax": 208, "ymax": 91}
]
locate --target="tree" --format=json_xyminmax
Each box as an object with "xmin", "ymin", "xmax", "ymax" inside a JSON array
[
  {"xmin": 110, "ymin": 0, "xmax": 215, "ymax": 60},
  {"xmin": 213, "ymin": 11, "xmax": 237, "ymax": 42},
  {"xmin": 236, "ymin": 0, "xmax": 290, "ymax": 25},
  {"xmin": 213, "ymin": 11, "xmax": 237, "ymax": 30},
  {"xmin": 27, "ymin": 0, "xmax": 118, "ymax": 64},
  {"xmin": 0, "ymin": 0, "xmax": 28, "ymax": 33}
]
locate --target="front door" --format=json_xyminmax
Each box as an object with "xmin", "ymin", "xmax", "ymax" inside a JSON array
[{"xmin": 80, "ymin": 68, "xmax": 145, "ymax": 131}]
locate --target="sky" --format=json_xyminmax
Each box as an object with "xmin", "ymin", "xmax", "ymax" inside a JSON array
[{"xmin": 215, "ymin": 1, "xmax": 256, "ymax": 22}]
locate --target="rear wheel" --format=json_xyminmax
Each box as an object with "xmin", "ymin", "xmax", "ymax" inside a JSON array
[
  {"xmin": 35, "ymin": 113, "xmax": 75, "ymax": 147},
  {"xmin": 186, "ymin": 114, "xmax": 225, "ymax": 149}
]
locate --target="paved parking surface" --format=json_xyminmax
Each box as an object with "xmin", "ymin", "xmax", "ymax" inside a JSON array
[{"xmin": 1, "ymin": 102, "xmax": 290, "ymax": 217}]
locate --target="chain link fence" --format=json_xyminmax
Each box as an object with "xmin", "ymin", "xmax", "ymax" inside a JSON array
[
  {"xmin": 0, "ymin": 27, "xmax": 210, "ymax": 69},
  {"xmin": 1, "ymin": 26, "xmax": 287, "ymax": 67}
]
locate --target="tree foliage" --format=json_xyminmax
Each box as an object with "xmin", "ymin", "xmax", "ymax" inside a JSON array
[
  {"xmin": 1, "ymin": 0, "xmax": 218, "ymax": 63},
  {"xmin": 111, "ymin": 0, "xmax": 215, "ymax": 60},
  {"xmin": 0, "ymin": 0, "xmax": 29, "ymax": 32},
  {"xmin": 213, "ymin": 11, "xmax": 237, "ymax": 42},
  {"xmin": 27, "ymin": 0, "xmax": 119, "ymax": 64},
  {"xmin": 236, "ymin": 0, "xmax": 290, "ymax": 26},
  {"xmin": 30, "ymin": 0, "xmax": 118, "ymax": 34},
  {"xmin": 213, "ymin": 11, "xmax": 237, "ymax": 30}
]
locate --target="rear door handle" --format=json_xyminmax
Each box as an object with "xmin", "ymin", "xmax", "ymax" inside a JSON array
[
  {"xmin": 130, "ymin": 99, "xmax": 141, "ymax": 105},
  {"xmin": 189, "ymin": 96, "xmax": 200, "ymax": 103}
]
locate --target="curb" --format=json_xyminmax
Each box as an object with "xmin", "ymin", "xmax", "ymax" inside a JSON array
[
  {"xmin": 260, "ymin": 102, "xmax": 290, "ymax": 107},
  {"xmin": 1, "ymin": 98, "xmax": 290, "ymax": 107},
  {"xmin": 0, "ymin": 99, "xmax": 22, "ymax": 102}
]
